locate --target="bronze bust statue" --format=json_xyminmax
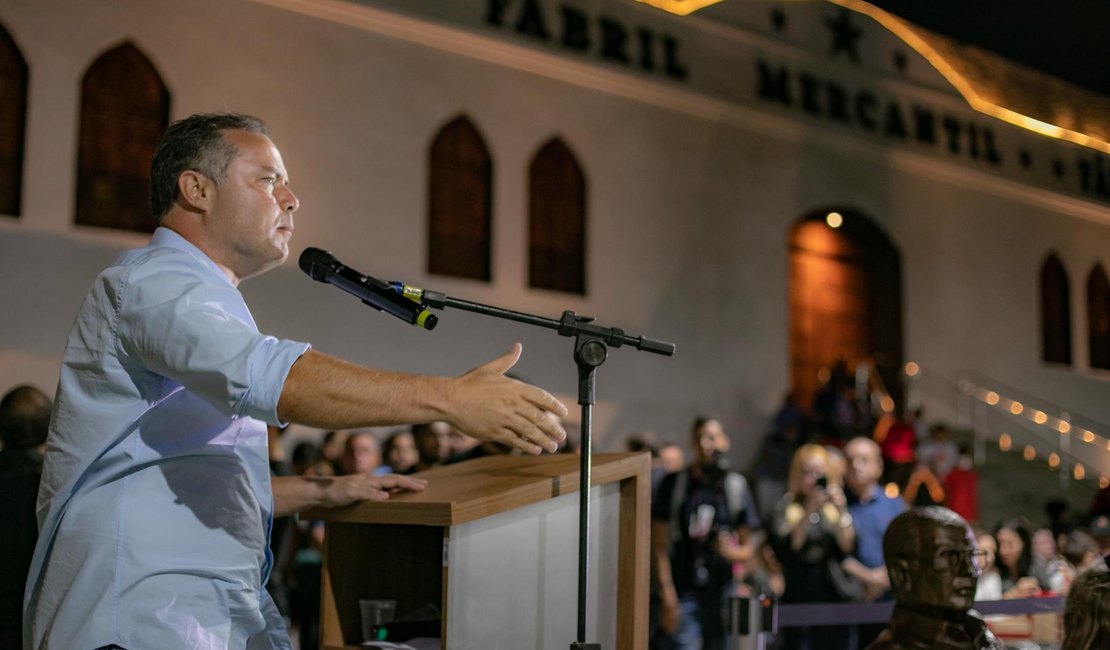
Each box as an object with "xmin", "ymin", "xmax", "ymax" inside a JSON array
[{"xmin": 866, "ymin": 506, "xmax": 1005, "ymax": 650}]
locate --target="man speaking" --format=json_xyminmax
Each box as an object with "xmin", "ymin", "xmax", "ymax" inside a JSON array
[{"xmin": 24, "ymin": 113, "xmax": 568, "ymax": 650}]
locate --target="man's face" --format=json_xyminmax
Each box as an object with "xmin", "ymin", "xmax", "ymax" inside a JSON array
[
  {"xmin": 205, "ymin": 130, "xmax": 299, "ymax": 281},
  {"xmin": 694, "ymin": 420, "xmax": 729, "ymax": 461},
  {"xmin": 912, "ymin": 524, "xmax": 982, "ymax": 611},
  {"xmin": 845, "ymin": 440, "xmax": 882, "ymax": 495},
  {"xmin": 345, "ymin": 434, "xmax": 381, "ymax": 475}
]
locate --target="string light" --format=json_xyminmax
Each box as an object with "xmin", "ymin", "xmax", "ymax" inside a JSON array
[
  {"xmin": 904, "ymin": 361, "xmax": 920, "ymax": 377},
  {"xmin": 1102, "ymin": 475, "xmax": 1110, "ymax": 490},
  {"xmin": 998, "ymin": 433, "xmax": 1012, "ymax": 452},
  {"xmin": 826, "ymin": 212, "xmax": 844, "ymax": 228},
  {"xmin": 1074, "ymin": 464, "xmax": 1085, "ymax": 481},
  {"xmin": 1048, "ymin": 453, "xmax": 1060, "ymax": 469},
  {"xmin": 1023, "ymin": 445, "xmax": 1036, "ymax": 461},
  {"xmin": 884, "ymin": 483, "xmax": 900, "ymax": 498},
  {"xmin": 961, "ymin": 380, "xmax": 1106, "ymax": 458}
]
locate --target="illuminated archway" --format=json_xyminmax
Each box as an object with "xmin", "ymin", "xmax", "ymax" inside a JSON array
[{"xmin": 788, "ymin": 209, "xmax": 903, "ymax": 415}]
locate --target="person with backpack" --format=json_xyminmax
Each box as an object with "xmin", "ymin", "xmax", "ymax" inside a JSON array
[{"xmin": 651, "ymin": 416, "xmax": 761, "ymax": 650}]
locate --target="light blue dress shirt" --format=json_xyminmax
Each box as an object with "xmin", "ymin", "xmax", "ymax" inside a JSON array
[{"xmin": 25, "ymin": 228, "xmax": 310, "ymax": 650}]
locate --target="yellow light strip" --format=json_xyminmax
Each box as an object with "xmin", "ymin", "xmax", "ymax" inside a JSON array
[
  {"xmin": 634, "ymin": 0, "xmax": 725, "ymax": 17},
  {"xmin": 961, "ymin": 381, "xmax": 1109, "ymax": 453},
  {"xmin": 824, "ymin": 0, "xmax": 1110, "ymax": 155}
]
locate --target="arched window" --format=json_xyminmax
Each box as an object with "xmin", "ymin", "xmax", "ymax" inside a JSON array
[
  {"xmin": 427, "ymin": 115, "xmax": 492, "ymax": 280},
  {"xmin": 1039, "ymin": 253, "xmax": 1072, "ymax": 365},
  {"xmin": 0, "ymin": 22, "xmax": 28, "ymax": 217},
  {"xmin": 75, "ymin": 41, "xmax": 169, "ymax": 233},
  {"xmin": 528, "ymin": 138, "xmax": 586, "ymax": 294},
  {"xmin": 1088, "ymin": 264, "xmax": 1110, "ymax": 370}
]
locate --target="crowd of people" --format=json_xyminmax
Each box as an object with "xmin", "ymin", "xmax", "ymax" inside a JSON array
[{"xmin": 635, "ymin": 380, "xmax": 1110, "ymax": 650}]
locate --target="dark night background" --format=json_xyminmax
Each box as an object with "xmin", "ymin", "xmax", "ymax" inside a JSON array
[{"xmin": 866, "ymin": 0, "xmax": 1110, "ymax": 97}]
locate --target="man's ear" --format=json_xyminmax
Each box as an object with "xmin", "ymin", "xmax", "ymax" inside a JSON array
[
  {"xmin": 177, "ymin": 170, "xmax": 213, "ymax": 212},
  {"xmin": 888, "ymin": 560, "xmax": 911, "ymax": 596}
]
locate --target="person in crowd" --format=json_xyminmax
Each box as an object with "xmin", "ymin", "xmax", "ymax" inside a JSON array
[
  {"xmin": 410, "ymin": 421, "xmax": 451, "ymax": 472},
  {"xmin": 866, "ymin": 506, "xmax": 1004, "ymax": 649},
  {"xmin": 382, "ymin": 429, "xmax": 420, "ymax": 475},
  {"xmin": 25, "ymin": 112, "xmax": 568, "ymax": 649},
  {"xmin": 340, "ymin": 429, "xmax": 387, "ymax": 475},
  {"xmin": 659, "ymin": 442, "xmax": 685, "ymax": 474},
  {"xmin": 1092, "ymin": 514, "xmax": 1110, "ymax": 565},
  {"xmin": 974, "ymin": 529, "xmax": 1003, "ymax": 601},
  {"xmin": 1059, "ymin": 529, "xmax": 1107, "ymax": 591},
  {"xmin": 915, "ymin": 423, "xmax": 959, "ymax": 480},
  {"xmin": 769, "ymin": 443, "xmax": 856, "ymax": 650},
  {"xmin": 652, "ymin": 416, "xmax": 760, "ymax": 650},
  {"xmin": 942, "ymin": 443, "xmax": 979, "ymax": 524},
  {"xmin": 291, "ymin": 441, "xmax": 330, "ymax": 478},
  {"xmin": 751, "ymin": 419, "xmax": 802, "ymax": 525},
  {"xmin": 842, "ymin": 437, "xmax": 905, "ymax": 646},
  {"xmin": 994, "ymin": 518, "xmax": 1042, "ymax": 598},
  {"xmin": 1031, "ymin": 526, "xmax": 1068, "ymax": 593},
  {"xmin": 1060, "ymin": 567, "xmax": 1110, "ymax": 650},
  {"xmin": 626, "ymin": 433, "xmax": 666, "ymax": 494},
  {"xmin": 873, "ymin": 406, "xmax": 916, "ymax": 489},
  {"xmin": 0, "ymin": 385, "xmax": 52, "ymax": 649},
  {"xmin": 902, "ymin": 450, "xmax": 946, "ymax": 508},
  {"xmin": 320, "ymin": 429, "xmax": 348, "ymax": 476}
]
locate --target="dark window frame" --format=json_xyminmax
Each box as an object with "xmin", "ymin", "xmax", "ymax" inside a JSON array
[
  {"xmin": 426, "ymin": 115, "xmax": 493, "ymax": 281},
  {"xmin": 528, "ymin": 137, "xmax": 586, "ymax": 295},
  {"xmin": 0, "ymin": 22, "xmax": 29, "ymax": 217},
  {"xmin": 1039, "ymin": 252, "xmax": 1072, "ymax": 365},
  {"xmin": 75, "ymin": 41, "xmax": 169, "ymax": 233}
]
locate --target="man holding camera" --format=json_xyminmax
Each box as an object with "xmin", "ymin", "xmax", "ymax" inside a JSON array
[{"xmin": 651, "ymin": 416, "xmax": 761, "ymax": 650}]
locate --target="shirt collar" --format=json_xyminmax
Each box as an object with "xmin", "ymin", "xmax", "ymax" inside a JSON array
[{"xmin": 151, "ymin": 227, "xmax": 235, "ymax": 287}]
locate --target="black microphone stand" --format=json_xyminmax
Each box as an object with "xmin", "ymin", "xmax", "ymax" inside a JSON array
[{"xmin": 400, "ymin": 286, "xmax": 675, "ymax": 649}]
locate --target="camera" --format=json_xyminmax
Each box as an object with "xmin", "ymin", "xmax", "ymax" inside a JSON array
[{"xmin": 815, "ymin": 474, "xmax": 828, "ymax": 489}]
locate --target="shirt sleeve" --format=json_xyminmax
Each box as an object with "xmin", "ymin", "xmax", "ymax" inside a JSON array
[{"xmin": 114, "ymin": 250, "xmax": 309, "ymax": 425}]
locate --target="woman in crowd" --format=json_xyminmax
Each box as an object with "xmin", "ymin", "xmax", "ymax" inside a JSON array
[
  {"xmin": 383, "ymin": 429, "xmax": 420, "ymax": 475},
  {"xmin": 1061, "ymin": 567, "xmax": 1110, "ymax": 650},
  {"xmin": 974, "ymin": 529, "xmax": 1003, "ymax": 601},
  {"xmin": 994, "ymin": 518, "xmax": 1042, "ymax": 598},
  {"xmin": 769, "ymin": 444, "xmax": 856, "ymax": 650}
]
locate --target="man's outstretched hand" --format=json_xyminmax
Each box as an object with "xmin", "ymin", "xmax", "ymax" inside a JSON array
[{"xmin": 446, "ymin": 343, "xmax": 568, "ymax": 455}]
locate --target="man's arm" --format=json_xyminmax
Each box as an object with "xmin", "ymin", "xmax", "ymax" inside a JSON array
[
  {"xmin": 652, "ymin": 519, "xmax": 681, "ymax": 635},
  {"xmin": 272, "ymin": 473, "xmax": 427, "ymax": 518},
  {"xmin": 276, "ymin": 344, "xmax": 567, "ymax": 455}
]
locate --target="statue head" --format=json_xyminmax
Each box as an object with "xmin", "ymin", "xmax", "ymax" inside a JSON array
[{"xmin": 884, "ymin": 506, "xmax": 982, "ymax": 612}]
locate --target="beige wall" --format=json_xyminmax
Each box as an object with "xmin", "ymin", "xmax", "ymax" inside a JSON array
[{"xmin": 1, "ymin": 0, "xmax": 1108, "ymax": 479}]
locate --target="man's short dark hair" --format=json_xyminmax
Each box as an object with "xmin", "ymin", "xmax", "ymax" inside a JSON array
[
  {"xmin": 149, "ymin": 113, "xmax": 271, "ymax": 222},
  {"xmin": 0, "ymin": 385, "xmax": 52, "ymax": 451}
]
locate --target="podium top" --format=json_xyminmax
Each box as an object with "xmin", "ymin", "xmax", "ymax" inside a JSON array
[{"xmin": 304, "ymin": 451, "xmax": 649, "ymax": 527}]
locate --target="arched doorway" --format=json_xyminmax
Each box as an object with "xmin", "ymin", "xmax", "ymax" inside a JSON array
[{"xmin": 788, "ymin": 209, "xmax": 903, "ymax": 419}]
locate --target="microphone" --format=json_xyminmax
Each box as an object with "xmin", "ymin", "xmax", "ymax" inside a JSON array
[{"xmin": 298, "ymin": 248, "xmax": 438, "ymax": 330}]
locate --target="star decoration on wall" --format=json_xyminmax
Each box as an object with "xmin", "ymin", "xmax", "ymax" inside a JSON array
[
  {"xmin": 1019, "ymin": 149, "xmax": 1033, "ymax": 170},
  {"xmin": 825, "ymin": 8, "xmax": 862, "ymax": 64},
  {"xmin": 771, "ymin": 7, "xmax": 787, "ymax": 33},
  {"xmin": 892, "ymin": 50, "xmax": 907, "ymax": 73}
]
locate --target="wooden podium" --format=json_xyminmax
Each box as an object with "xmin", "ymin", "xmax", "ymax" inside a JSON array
[{"xmin": 307, "ymin": 452, "xmax": 650, "ymax": 650}]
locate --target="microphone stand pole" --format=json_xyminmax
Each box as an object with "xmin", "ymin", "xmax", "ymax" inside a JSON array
[{"xmin": 398, "ymin": 286, "xmax": 674, "ymax": 649}]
